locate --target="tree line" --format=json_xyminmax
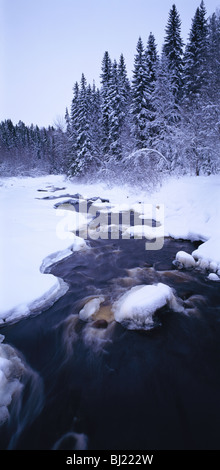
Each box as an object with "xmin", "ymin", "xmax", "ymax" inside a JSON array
[{"xmin": 1, "ymin": 1, "xmax": 219, "ymax": 181}]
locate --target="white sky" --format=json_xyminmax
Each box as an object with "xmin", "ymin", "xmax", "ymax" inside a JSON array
[{"xmin": 0, "ymin": 0, "xmax": 219, "ymax": 128}]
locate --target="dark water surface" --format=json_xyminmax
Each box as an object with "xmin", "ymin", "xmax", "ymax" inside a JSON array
[{"xmin": 1, "ymin": 236, "xmax": 220, "ymax": 450}]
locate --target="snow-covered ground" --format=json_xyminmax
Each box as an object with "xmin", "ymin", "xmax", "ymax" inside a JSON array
[
  {"xmin": 0, "ymin": 175, "xmax": 89, "ymax": 324},
  {"xmin": 0, "ymin": 173, "xmax": 220, "ymax": 326}
]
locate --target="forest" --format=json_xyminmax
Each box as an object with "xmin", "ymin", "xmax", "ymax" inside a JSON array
[{"xmin": 0, "ymin": 1, "xmax": 220, "ymax": 183}]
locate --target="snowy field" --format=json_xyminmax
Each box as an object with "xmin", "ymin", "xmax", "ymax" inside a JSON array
[{"xmin": 0, "ymin": 173, "xmax": 220, "ymax": 326}]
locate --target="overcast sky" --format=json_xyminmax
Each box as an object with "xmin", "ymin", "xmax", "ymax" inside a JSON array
[{"xmin": 0, "ymin": 0, "xmax": 219, "ymax": 128}]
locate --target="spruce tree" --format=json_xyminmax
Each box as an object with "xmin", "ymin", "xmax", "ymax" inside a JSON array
[
  {"xmin": 74, "ymin": 74, "xmax": 93, "ymax": 175},
  {"xmin": 117, "ymin": 54, "xmax": 133, "ymax": 156},
  {"xmin": 163, "ymin": 4, "xmax": 184, "ymax": 98},
  {"xmin": 182, "ymin": 1, "xmax": 208, "ymax": 102},
  {"xmin": 100, "ymin": 51, "xmax": 112, "ymax": 157},
  {"xmin": 196, "ymin": 10, "xmax": 220, "ymax": 174},
  {"xmin": 182, "ymin": 1, "xmax": 211, "ymax": 175},
  {"xmin": 145, "ymin": 32, "xmax": 159, "ymax": 142},
  {"xmin": 65, "ymin": 107, "xmax": 71, "ymax": 139},
  {"xmin": 118, "ymin": 53, "xmax": 131, "ymax": 109},
  {"xmin": 152, "ymin": 54, "xmax": 181, "ymax": 168},
  {"xmin": 131, "ymin": 37, "xmax": 148, "ymax": 149},
  {"xmin": 69, "ymin": 81, "xmax": 80, "ymax": 169},
  {"xmin": 207, "ymin": 12, "xmax": 220, "ymax": 99},
  {"xmin": 108, "ymin": 60, "xmax": 123, "ymax": 159},
  {"xmin": 90, "ymin": 82, "xmax": 102, "ymax": 162}
]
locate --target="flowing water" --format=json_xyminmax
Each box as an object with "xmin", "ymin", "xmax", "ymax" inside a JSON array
[{"xmin": 1, "ymin": 229, "xmax": 220, "ymax": 450}]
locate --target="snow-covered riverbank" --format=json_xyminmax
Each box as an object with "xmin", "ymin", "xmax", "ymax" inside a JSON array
[{"xmin": 0, "ymin": 173, "xmax": 220, "ymax": 325}]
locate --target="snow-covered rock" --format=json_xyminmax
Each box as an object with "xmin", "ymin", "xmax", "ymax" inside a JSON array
[
  {"xmin": 207, "ymin": 273, "xmax": 220, "ymax": 282},
  {"xmin": 113, "ymin": 283, "xmax": 182, "ymax": 330},
  {"xmin": 79, "ymin": 296, "xmax": 105, "ymax": 321},
  {"xmin": 175, "ymin": 251, "xmax": 196, "ymax": 268},
  {"xmin": 192, "ymin": 236, "xmax": 220, "ymax": 273}
]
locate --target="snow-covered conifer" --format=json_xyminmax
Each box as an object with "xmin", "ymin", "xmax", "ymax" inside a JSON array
[
  {"xmin": 100, "ymin": 51, "xmax": 112, "ymax": 157},
  {"xmin": 145, "ymin": 32, "xmax": 159, "ymax": 142},
  {"xmin": 182, "ymin": 1, "xmax": 208, "ymax": 102},
  {"xmin": 162, "ymin": 4, "xmax": 184, "ymax": 98},
  {"xmin": 131, "ymin": 37, "xmax": 149, "ymax": 149}
]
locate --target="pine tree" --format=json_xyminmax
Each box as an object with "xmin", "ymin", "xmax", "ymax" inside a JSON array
[
  {"xmin": 145, "ymin": 32, "xmax": 159, "ymax": 142},
  {"xmin": 87, "ymin": 82, "xmax": 102, "ymax": 164},
  {"xmin": 131, "ymin": 37, "xmax": 149, "ymax": 149},
  {"xmin": 145, "ymin": 33, "xmax": 158, "ymax": 87},
  {"xmin": 100, "ymin": 51, "xmax": 112, "ymax": 157},
  {"xmin": 182, "ymin": 1, "xmax": 208, "ymax": 102},
  {"xmin": 65, "ymin": 107, "xmax": 71, "ymax": 132},
  {"xmin": 207, "ymin": 12, "xmax": 220, "ymax": 99},
  {"xmin": 117, "ymin": 53, "xmax": 133, "ymax": 156},
  {"xmin": 72, "ymin": 74, "xmax": 94, "ymax": 175},
  {"xmin": 195, "ymin": 10, "xmax": 220, "ymax": 174},
  {"xmin": 152, "ymin": 54, "xmax": 181, "ymax": 168},
  {"xmin": 68, "ymin": 81, "xmax": 80, "ymax": 173},
  {"xmin": 181, "ymin": 1, "xmax": 215, "ymax": 175},
  {"xmin": 162, "ymin": 4, "xmax": 184, "ymax": 98},
  {"xmin": 118, "ymin": 53, "xmax": 131, "ymax": 109},
  {"xmin": 108, "ymin": 60, "xmax": 123, "ymax": 159}
]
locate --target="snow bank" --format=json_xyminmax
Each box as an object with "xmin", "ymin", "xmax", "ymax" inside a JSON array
[
  {"xmin": 0, "ymin": 175, "xmax": 88, "ymax": 324},
  {"xmin": 113, "ymin": 283, "xmax": 182, "ymax": 330},
  {"xmin": 148, "ymin": 175, "xmax": 220, "ymax": 274}
]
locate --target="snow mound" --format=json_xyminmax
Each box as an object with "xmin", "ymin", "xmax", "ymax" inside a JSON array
[
  {"xmin": 79, "ymin": 296, "xmax": 105, "ymax": 321},
  {"xmin": 174, "ymin": 251, "xmax": 196, "ymax": 268},
  {"xmin": 192, "ymin": 237, "xmax": 220, "ymax": 273},
  {"xmin": 207, "ymin": 273, "xmax": 220, "ymax": 282},
  {"xmin": 113, "ymin": 283, "xmax": 182, "ymax": 330}
]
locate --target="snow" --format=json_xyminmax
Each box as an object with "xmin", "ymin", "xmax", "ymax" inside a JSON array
[
  {"xmin": 174, "ymin": 251, "xmax": 196, "ymax": 268},
  {"xmin": 148, "ymin": 175, "xmax": 220, "ymax": 273},
  {"xmin": 0, "ymin": 334, "xmax": 24, "ymax": 424},
  {"xmin": 113, "ymin": 283, "xmax": 180, "ymax": 330},
  {"xmin": 0, "ymin": 175, "xmax": 88, "ymax": 324},
  {"xmin": 192, "ymin": 237, "xmax": 220, "ymax": 272},
  {"xmin": 124, "ymin": 224, "xmax": 164, "ymax": 240},
  {"xmin": 79, "ymin": 296, "xmax": 105, "ymax": 321},
  {"xmin": 207, "ymin": 273, "xmax": 220, "ymax": 282},
  {"xmin": 0, "ymin": 173, "xmax": 220, "ymax": 325}
]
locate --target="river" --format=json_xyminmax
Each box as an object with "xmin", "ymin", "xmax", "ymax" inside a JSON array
[{"xmin": 1, "ymin": 230, "xmax": 220, "ymax": 450}]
